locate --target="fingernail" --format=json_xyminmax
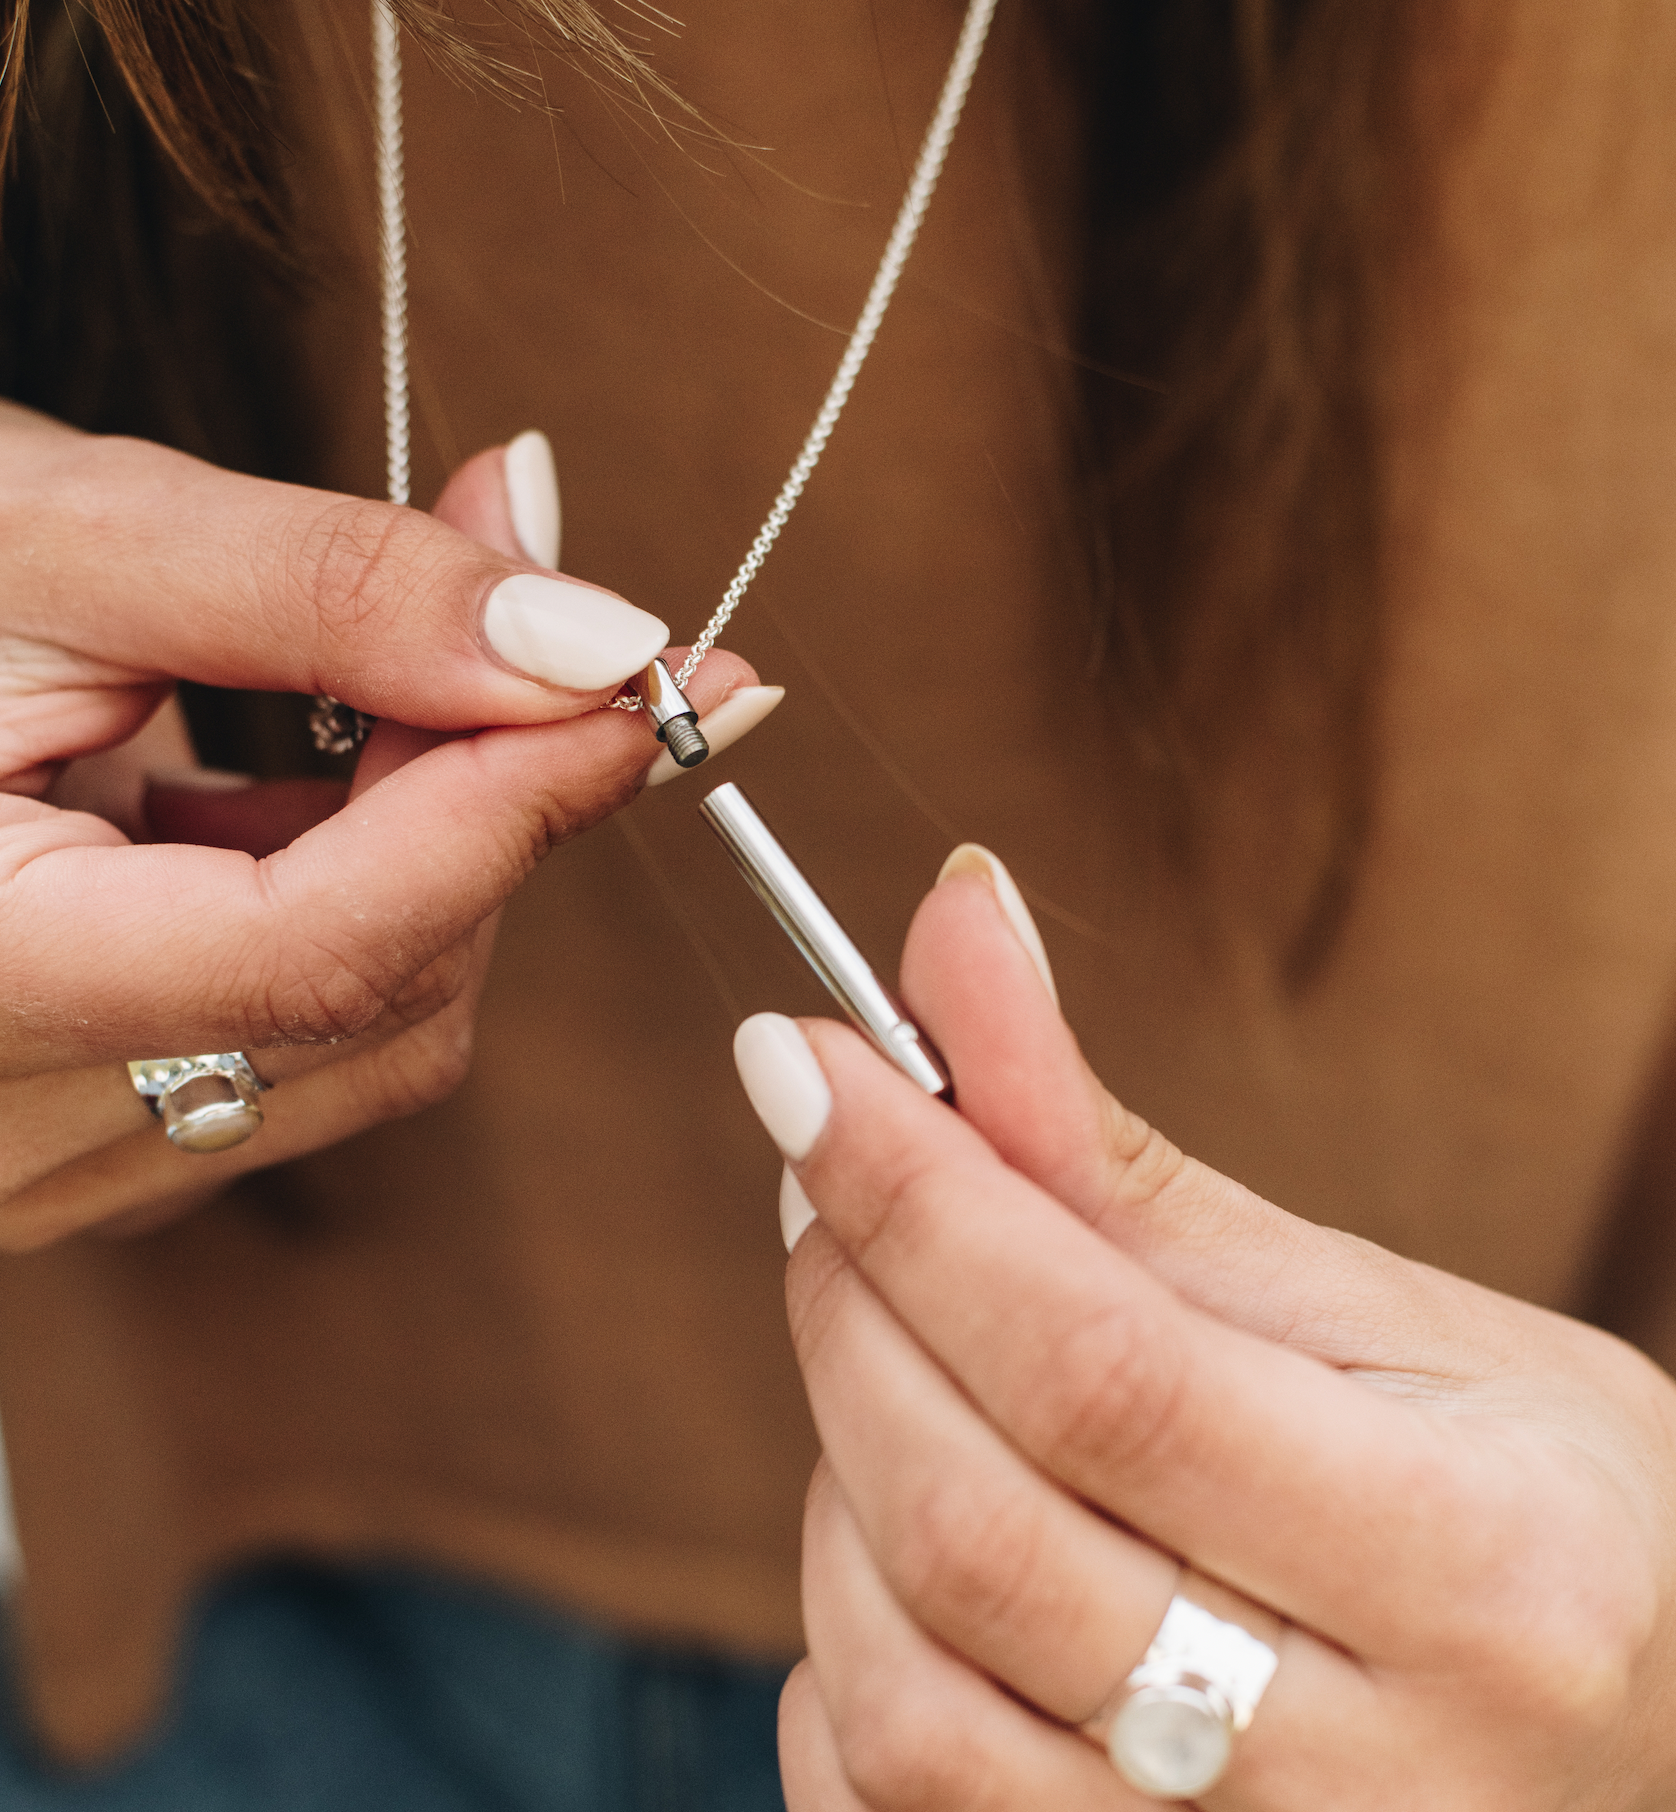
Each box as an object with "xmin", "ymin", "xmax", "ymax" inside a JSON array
[
  {"xmin": 779, "ymin": 1165, "xmax": 818, "ymax": 1253},
  {"xmin": 483, "ymin": 573, "xmax": 668, "ymax": 692},
  {"xmin": 936, "ymin": 844, "xmax": 1059, "ymax": 1006},
  {"xmin": 733, "ymin": 1013, "xmax": 831, "ymax": 1161},
  {"xmin": 144, "ymin": 766, "xmax": 256, "ymax": 792},
  {"xmin": 505, "ymin": 429, "xmax": 561, "ymax": 568},
  {"xmin": 645, "ymin": 685, "xmax": 785, "ymax": 786}
]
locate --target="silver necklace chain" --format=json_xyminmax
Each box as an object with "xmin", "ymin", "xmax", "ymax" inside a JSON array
[
  {"xmin": 313, "ymin": 0, "xmax": 996, "ymax": 754},
  {"xmin": 373, "ymin": 0, "xmax": 412, "ymax": 510},
  {"xmin": 307, "ymin": 3, "xmax": 411, "ymax": 752},
  {"xmin": 660, "ymin": 0, "xmax": 999, "ymax": 692}
]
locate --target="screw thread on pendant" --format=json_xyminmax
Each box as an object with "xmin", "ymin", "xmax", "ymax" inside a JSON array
[{"xmin": 661, "ymin": 716, "xmax": 710, "ymax": 769}]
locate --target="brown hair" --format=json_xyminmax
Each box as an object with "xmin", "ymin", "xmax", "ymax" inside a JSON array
[
  {"xmin": 1076, "ymin": 1, "xmax": 1411, "ymax": 981},
  {"xmin": 0, "ymin": 0, "xmax": 684, "ymax": 247},
  {"xmin": 0, "ymin": 0, "xmax": 1412, "ymax": 981}
]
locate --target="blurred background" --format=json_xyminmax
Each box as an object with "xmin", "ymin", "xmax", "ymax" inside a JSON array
[{"xmin": 0, "ymin": 1423, "xmax": 17, "ymax": 1585}]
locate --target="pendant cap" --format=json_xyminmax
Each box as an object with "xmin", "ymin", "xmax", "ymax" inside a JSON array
[{"xmin": 634, "ymin": 659, "xmax": 709, "ymax": 768}]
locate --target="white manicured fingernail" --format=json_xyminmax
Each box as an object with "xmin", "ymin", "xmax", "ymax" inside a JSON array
[
  {"xmin": 645, "ymin": 685, "xmax": 785, "ymax": 786},
  {"xmin": 734, "ymin": 1013, "xmax": 831, "ymax": 1160},
  {"xmin": 484, "ymin": 573, "xmax": 668, "ymax": 692},
  {"xmin": 779, "ymin": 1166, "xmax": 818, "ymax": 1252},
  {"xmin": 505, "ymin": 430, "xmax": 561, "ymax": 568},
  {"xmin": 144, "ymin": 766, "xmax": 255, "ymax": 792},
  {"xmin": 937, "ymin": 843, "xmax": 1058, "ymax": 1006}
]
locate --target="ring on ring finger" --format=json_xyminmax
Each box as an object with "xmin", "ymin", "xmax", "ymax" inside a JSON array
[
  {"xmin": 1080, "ymin": 1568, "xmax": 1282, "ymax": 1801},
  {"xmin": 127, "ymin": 1053, "xmax": 270, "ymax": 1153}
]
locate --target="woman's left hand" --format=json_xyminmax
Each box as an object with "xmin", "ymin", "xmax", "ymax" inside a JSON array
[{"xmin": 738, "ymin": 852, "xmax": 1676, "ymax": 1810}]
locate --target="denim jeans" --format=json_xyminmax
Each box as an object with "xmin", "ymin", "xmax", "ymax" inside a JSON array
[{"xmin": 0, "ymin": 1563, "xmax": 791, "ymax": 1811}]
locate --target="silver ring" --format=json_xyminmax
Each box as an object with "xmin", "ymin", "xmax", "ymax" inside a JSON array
[
  {"xmin": 1086, "ymin": 1577, "xmax": 1280, "ymax": 1801},
  {"xmin": 127, "ymin": 1054, "xmax": 270, "ymax": 1154}
]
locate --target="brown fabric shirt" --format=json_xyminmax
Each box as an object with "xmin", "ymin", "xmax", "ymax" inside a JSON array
[{"xmin": 8, "ymin": 0, "xmax": 1676, "ymax": 1764}]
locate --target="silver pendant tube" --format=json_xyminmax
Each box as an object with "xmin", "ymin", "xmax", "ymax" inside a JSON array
[{"xmin": 700, "ymin": 783, "xmax": 952, "ymax": 1099}]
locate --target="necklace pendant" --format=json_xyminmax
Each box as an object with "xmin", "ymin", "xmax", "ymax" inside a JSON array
[
  {"xmin": 633, "ymin": 658, "xmax": 709, "ymax": 768},
  {"xmin": 309, "ymin": 694, "xmax": 373, "ymax": 755}
]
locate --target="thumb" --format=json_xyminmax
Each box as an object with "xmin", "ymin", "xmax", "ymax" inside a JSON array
[
  {"xmin": 1, "ymin": 423, "xmax": 665, "ymax": 733},
  {"xmin": 900, "ymin": 856, "xmax": 1459, "ymax": 1368}
]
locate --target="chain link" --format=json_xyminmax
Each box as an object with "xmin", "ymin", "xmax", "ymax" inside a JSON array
[
  {"xmin": 340, "ymin": 0, "xmax": 997, "ymax": 741},
  {"xmin": 373, "ymin": 0, "xmax": 411, "ymax": 510},
  {"xmin": 312, "ymin": 0, "xmax": 409, "ymax": 751},
  {"xmin": 655, "ymin": 0, "xmax": 999, "ymax": 702}
]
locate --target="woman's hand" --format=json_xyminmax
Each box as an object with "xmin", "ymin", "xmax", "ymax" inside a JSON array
[
  {"xmin": 0, "ymin": 406, "xmax": 757, "ymax": 1247},
  {"xmin": 742, "ymin": 854, "xmax": 1676, "ymax": 1810}
]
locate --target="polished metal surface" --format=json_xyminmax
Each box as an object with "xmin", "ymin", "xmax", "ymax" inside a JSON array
[
  {"xmin": 634, "ymin": 659, "xmax": 709, "ymax": 767},
  {"xmin": 1102, "ymin": 1594, "xmax": 1280, "ymax": 1800},
  {"xmin": 699, "ymin": 783, "xmax": 952, "ymax": 1099},
  {"xmin": 127, "ymin": 1053, "xmax": 269, "ymax": 1154}
]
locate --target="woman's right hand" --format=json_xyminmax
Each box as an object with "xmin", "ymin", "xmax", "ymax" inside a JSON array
[{"xmin": 0, "ymin": 404, "xmax": 757, "ymax": 1248}]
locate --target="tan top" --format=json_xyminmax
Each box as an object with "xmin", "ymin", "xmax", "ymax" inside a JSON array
[{"xmin": 8, "ymin": 0, "xmax": 1676, "ymax": 1763}]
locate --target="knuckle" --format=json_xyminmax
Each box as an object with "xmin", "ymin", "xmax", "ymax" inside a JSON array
[
  {"xmin": 1102, "ymin": 1108, "xmax": 1189, "ymax": 1210},
  {"xmin": 891, "ymin": 1471, "xmax": 1049, "ymax": 1646},
  {"xmin": 378, "ymin": 1017, "xmax": 477, "ymax": 1115},
  {"xmin": 784, "ymin": 1233, "xmax": 859, "ymax": 1366},
  {"xmin": 1025, "ymin": 1298, "xmax": 1188, "ymax": 1486},
  {"xmin": 237, "ymin": 874, "xmax": 427, "ymax": 1049},
  {"xmin": 1490, "ymin": 1594, "xmax": 1641, "ymax": 1742},
  {"xmin": 241, "ymin": 943, "xmax": 389, "ymax": 1048},
  {"xmin": 383, "ymin": 944, "xmax": 474, "ymax": 1028},
  {"xmin": 286, "ymin": 495, "xmax": 448, "ymax": 660},
  {"xmin": 837, "ymin": 1137, "xmax": 953, "ymax": 1271},
  {"xmin": 1436, "ymin": 1495, "xmax": 1651, "ymax": 1746},
  {"xmin": 280, "ymin": 966, "xmax": 386, "ymax": 1046},
  {"xmin": 837, "ymin": 1671, "xmax": 990, "ymax": 1812}
]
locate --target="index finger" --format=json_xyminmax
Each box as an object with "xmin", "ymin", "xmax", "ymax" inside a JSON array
[
  {"xmin": 899, "ymin": 868, "xmax": 1506, "ymax": 1380},
  {"xmin": 0, "ymin": 425, "xmax": 668, "ymax": 728},
  {"xmin": 0, "ymin": 650, "xmax": 753, "ymax": 1072},
  {"xmin": 741, "ymin": 1012, "xmax": 1548, "ymax": 1657}
]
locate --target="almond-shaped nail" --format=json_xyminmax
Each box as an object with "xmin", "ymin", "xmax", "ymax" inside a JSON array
[
  {"xmin": 936, "ymin": 844, "xmax": 1058, "ymax": 1006},
  {"xmin": 505, "ymin": 429, "xmax": 561, "ymax": 568},
  {"xmin": 483, "ymin": 573, "xmax": 668, "ymax": 692},
  {"xmin": 645, "ymin": 685, "xmax": 785, "ymax": 786},
  {"xmin": 734, "ymin": 1012, "xmax": 831, "ymax": 1160},
  {"xmin": 779, "ymin": 1165, "xmax": 818, "ymax": 1253}
]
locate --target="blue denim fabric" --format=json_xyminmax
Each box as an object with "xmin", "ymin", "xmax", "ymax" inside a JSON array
[{"xmin": 0, "ymin": 1563, "xmax": 791, "ymax": 1811}]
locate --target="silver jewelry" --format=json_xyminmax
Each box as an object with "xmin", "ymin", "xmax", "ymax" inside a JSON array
[
  {"xmin": 701, "ymin": 782, "xmax": 951, "ymax": 1096},
  {"xmin": 1091, "ymin": 1587, "xmax": 1280, "ymax": 1801},
  {"xmin": 310, "ymin": 0, "xmax": 410, "ymax": 754},
  {"xmin": 314, "ymin": 0, "xmax": 1000, "ymax": 755},
  {"xmin": 127, "ymin": 1054, "xmax": 270, "ymax": 1154},
  {"xmin": 632, "ymin": 657, "xmax": 709, "ymax": 768},
  {"xmin": 650, "ymin": 0, "xmax": 998, "ymax": 701}
]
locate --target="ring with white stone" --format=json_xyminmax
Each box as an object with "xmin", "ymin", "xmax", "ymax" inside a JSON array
[
  {"xmin": 127, "ymin": 1053, "xmax": 270, "ymax": 1154},
  {"xmin": 1083, "ymin": 1574, "xmax": 1281, "ymax": 1801}
]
